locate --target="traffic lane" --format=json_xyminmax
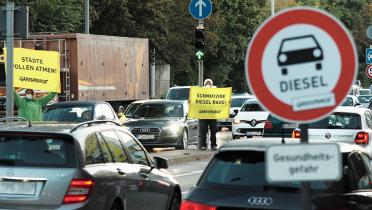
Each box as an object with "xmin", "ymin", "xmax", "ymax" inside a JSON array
[{"xmin": 168, "ymin": 160, "xmax": 209, "ymax": 197}]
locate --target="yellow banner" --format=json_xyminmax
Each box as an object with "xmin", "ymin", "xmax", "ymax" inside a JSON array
[
  {"xmin": 4, "ymin": 48, "xmax": 61, "ymax": 93},
  {"xmin": 189, "ymin": 86, "xmax": 232, "ymax": 119}
]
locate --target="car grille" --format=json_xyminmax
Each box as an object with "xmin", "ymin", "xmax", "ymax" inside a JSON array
[
  {"xmin": 131, "ymin": 128, "xmax": 160, "ymax": 142},
  {"xmin": 237, "ymin": 128, "xmax": 263, "ymax": 133}
]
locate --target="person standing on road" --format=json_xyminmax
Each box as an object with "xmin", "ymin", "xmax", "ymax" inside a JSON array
[
  {"xmin": 117, "ymin": 106, "xmax": 126, "ymax": 124},
  {"xmin": 14, "ymin": 88, "xmax": 57, "ymax": 121},
  {"xmin": 199, "ymin": 79, "xmax": 218, "ymax": 151}
]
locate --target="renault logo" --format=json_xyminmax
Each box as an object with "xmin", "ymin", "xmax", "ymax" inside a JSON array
[
  {"xmin": 250, "ymin": 119, "xmax": 257, "ymax": 127},
  {"xmin": 247, "ymin": 196, "xmax": 273, "ymax": 206},
  {"xmin": 140, "ymin": 128, "xmax": 151, "ymax": 132}
]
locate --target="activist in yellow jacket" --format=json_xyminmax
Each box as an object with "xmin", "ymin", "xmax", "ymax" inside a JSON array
[{"xmin": 14, "ymin": 89, "xmax": 57, "ymax": 121}]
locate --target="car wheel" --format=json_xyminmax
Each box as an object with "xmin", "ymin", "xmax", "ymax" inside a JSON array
[
  {"xmin": 282, "ymin": 68, "xmax": 288, "ymax": 75},
  {"xmin": 168, "ymin": 191, "xmax": 181, "ymax": 210},
  {"xmin": 218, "ymin": 127, "xmax": 222, "ymax": 132},
  {"xmin": 176, "ymin": 130, "xmax": 188, "ymax": 150},
  {"xmin": 316, "ymin": 63, "xmax": 322, "ymax": 70},
  {"xmin": 110, "ymin": 201, "xmax": 123, "ymax": 210}
]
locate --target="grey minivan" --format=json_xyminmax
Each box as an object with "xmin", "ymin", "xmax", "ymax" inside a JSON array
[{"xmin": 0, "ymin": 119, "xmax": 181, "ymax": 210}]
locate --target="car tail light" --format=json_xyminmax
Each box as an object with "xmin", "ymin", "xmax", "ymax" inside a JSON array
[
  {"xmin": 181, "ymin": 200, "xmax": 217, "ymax": 210},
  {"xmin": 292, "ymin": 130, "xmax": 301, "ymax": 138},
  {"xmin": 63, "ymin": 179, "xmax": 94, "ymax": 204},
  {"xmin": 354, "ymin": 131, "xmax": 369, "ymax": 144},
  {"xmin": 264, "ymin": 120, "xmax": 273, "ymax": 129}
]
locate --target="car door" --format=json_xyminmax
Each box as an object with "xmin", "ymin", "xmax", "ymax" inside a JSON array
[
  {"xmin": 117, "ymin": 131, "xmax": 170, "ymax": 210},
  {"xmin": 183, "ymin": 103, "xmax": 198, "ymax": 144},
  {"xmin": 99, "ymin": 130, "xmax": 144, "ymax": 210}
]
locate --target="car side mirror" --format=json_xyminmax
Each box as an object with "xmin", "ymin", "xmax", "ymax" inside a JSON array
[
  {"xmin": 355, "ymin": 103, "xmax": 361, "ymax": 107},
  {"xmin": 97, "ymin": 115, "xmax": 106, "ymax": 120},
  {"xmin": 154, "ymin": 156, "xmax": 168, "ymax": 169},
  {"xmin": 233, "ymin": 109, "xmax": 239, "ymax": 115}
]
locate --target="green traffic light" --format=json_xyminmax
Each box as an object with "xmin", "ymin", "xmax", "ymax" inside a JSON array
[{"xmin": 196, "ymin": 51, "xmax": 204, "ymax": 60}]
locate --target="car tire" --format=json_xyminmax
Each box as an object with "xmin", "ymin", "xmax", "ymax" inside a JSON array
[
  {"xmin": 110, "ymin": 200, "xmax": 123, "ymax": 210},
  {"xmin": 176, "ymin": 130, "xmax": 188, "ymax": 150},
  {"xmin": 282, "ymin": 68, "xmax": 288, "ymax": 75},
  {"xmin": 168, "ymin": 191, "xmax": 181, "ymax": 210},
  {"xmin": 218, "ymin": 127, "xmax": 222, "ymax": 132},
  {"xmin": 316, "ymin": 63, "xmax": 322, "ymax": 70}
]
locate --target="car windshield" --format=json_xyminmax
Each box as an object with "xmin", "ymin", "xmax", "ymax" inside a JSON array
[
  {"xmin": 359, "ymin": 90, "xmax": 371, "ymax": 95},
  {"xmin": 308, "ymin": 112, "xmax": 361, "ymax": 129},
  {"xmin": 241, "ymin": 102, "xmax": 264, "ymax": 112},
  {"xmin": 134, "ymin": 103, "xmax": 184, "ymax": 118},
  {"xmin": 167, "ymin": 88, "xmax": 190, "ymax": 100},
  {"xmin": 231, "ymin": 98, "xmax": 250, "ymax": 108},
  {"xmin": 357, "ymin": 95, "xmax": 372, "ymax": 103},
  {"xmin": 281, "ymin": 36, "xmax": 318, "ymax": 52},
  {"xmin": 199, "ymin": 151, "xmax": 346, "ymax": 191},
  {"xmin": 0, "ymin": 134, "xmax": 76, "ymax": 167},
  {"xmin": 125, "ymin": 103, "xmax": 142, "ymax": 117},
  {"xmin": 43, "ymin": 105, "xmax": 94, "ymax": 122},
  {"xmin": 342, "ymin": 97, "xmax": 354, "ymax": 106}
]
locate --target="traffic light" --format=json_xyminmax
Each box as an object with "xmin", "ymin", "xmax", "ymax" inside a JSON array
[{"xmin": 195, "ymin": 28, "xmax": 205, "ymax": 60}]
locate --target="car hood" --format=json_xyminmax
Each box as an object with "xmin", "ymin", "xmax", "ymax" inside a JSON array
[{"xmin": 123, "ymin": 118, "xmax": 184, "ymax": 127}]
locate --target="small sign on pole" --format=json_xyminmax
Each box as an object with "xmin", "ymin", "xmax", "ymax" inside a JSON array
[
  {"xmin": 366, "ymin": 48, "xmax": 372, "ymax": 64},
  {"xmin": 366, "ymin": 64, "xmax": 372, "ymax": 79}
]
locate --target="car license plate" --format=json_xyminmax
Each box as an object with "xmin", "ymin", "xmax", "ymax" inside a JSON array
[
  {"xmin": 246, "ymin": 131, "xmax": 261, "ymax": 136},
  {"xmin": 136, "ymin": 134, "xmax": 155, "ymax": 140},
  {"xmin": 218, "ymin": 118, "xmax": 233, "ymax": 122},
  {"xmin": 0, "ymin": 181, "xmax": 36, "ymax": 195}
]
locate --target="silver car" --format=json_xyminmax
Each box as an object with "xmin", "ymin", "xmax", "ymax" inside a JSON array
[{"xmin": 0, "ymin": 119, "xmax": 181, "ymax": 210}]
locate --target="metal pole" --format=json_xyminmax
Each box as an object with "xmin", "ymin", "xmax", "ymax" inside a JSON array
[
  {"xmin": 150, "ymin": 49, "xmax": 156, "ymax": 98},
  {"xmin": 300, "ymin": 124, "xmax": 310, "ymax": 210},
  {"xmin": 271, "ymin": 0, "xmax": 275, "ymax": 17},
  {"xmin": 84, "ymin": 0, "xmax": 89, "ymax": 34},
  {"xmin": 5, "ymin": 1, "xmax": 14, "ymax": 117},
  {"xmin": 198, "ymin": 61, "xmax": 203, "ymax": 87}
]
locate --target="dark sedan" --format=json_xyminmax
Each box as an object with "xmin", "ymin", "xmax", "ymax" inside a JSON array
[
  {"xmin": 123, "ymin": 100, "xmax": 198, "ymax": 150},
  {"xmin": 182, "ymin": 138, "xmax": 372, "ymax": 210}
]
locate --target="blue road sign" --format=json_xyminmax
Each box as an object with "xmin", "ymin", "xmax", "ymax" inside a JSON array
[
  {"xmin": 189, "ymin": 0, "xmax": 212, "ymax": 20},
  {"xmin": 367, "ymin": 48, "xmax": 372, "ymax": 64}
]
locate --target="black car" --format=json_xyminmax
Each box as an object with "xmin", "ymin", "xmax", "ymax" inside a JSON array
[
  {"xmin": 123, "ymin": 100, "xmax": 199, "ymax": 150},
  {"xmin": 0, "ymin": 118, "xmax": 181, "ymax": 210},
  {"xmin": 278, "ymin": 35, "xmax": 323, "ymax": 75},
  {"xmin": 43, "ymin": 101, "xmax": 120, "ymax": 124},
  {"xmin": 182, "ymin": 138, "xmax": 372, "ymax": 210},
  {"xmin": 262, "ymin": 114, "xmax": 297, "ymax": 138}
]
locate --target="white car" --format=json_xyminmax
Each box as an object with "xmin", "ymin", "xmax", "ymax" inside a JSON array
[
  {"xmin": 232, "ymin": 98, "xmax": 269, "ymax": 139},
  {"xmin": 292, "ymin": 106, "xmax": 372, "ymax": 156},
  {"xmin": 217, "ymin": 94, "xmax": 254, "ymax": 131}
]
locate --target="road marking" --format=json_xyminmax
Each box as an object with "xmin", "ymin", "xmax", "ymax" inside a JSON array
[{"xmin": 174, "ymin": 170, "xmax": 204, "ymax": 177}]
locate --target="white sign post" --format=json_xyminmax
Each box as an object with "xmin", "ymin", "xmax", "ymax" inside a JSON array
[{"xmin": 266, "ymin": 144, "xmax": 342, "ymax": 182}]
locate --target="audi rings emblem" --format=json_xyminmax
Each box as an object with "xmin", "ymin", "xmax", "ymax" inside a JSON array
[
  {"xmin": 140, "ymin": 128, "xmax": 151, "ymax": 132},
  {"xmin": 6, "ymin": 169, "xmax": 15, "ymax": 177},
  {"xmin": 247, "ymin": 196, "xmax": 273, "ymax": 206}
]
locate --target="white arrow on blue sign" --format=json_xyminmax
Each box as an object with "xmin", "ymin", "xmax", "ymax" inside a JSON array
[
  {"xmin": 367, "ymin": 48, "xmax": 372, "ymax": 64},
  {"xmin": 189, "ymin": 0, "xmax": 212, "ymax": 20}
]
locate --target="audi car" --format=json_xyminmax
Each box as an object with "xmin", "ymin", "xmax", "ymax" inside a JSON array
[
  {"xmin": 123, "ymin": 100, "xmax": 198, "ymax": 150},
  {"xmin": 277, "ymin": 35, "xmax": 323, "ymax": 75},
  {"xmin": 181, "ymin": 138, "xmax": 372, "ymax": 210}
]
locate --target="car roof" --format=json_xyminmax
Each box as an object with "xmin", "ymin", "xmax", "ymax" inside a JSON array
[
  {"xmin": 169, "ymin": 86, "xmax": 191, "ymax": 89},
  {"xmin": 232, "ymin": 95, "xmax": 254, "ymax": 99},
  {"xmin": 334, "ymin": 106, "xmax": 368, "ymax": 115},
  {"xmin": 219, "ymin": 138, "xmax": 366, "ymax": 154},
  {"xmin": 141, "ymin": 99, "xmax": 186, "ymax": 104},
  {"xmin": 46, "ymin": 101, "xmax": 107, "ymax": 107}
]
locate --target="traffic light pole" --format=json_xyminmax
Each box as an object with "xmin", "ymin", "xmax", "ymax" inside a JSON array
[
  {"xmin": 198, "ymin": 20, "xmax": 204, "ymax": 87},
  {"xmin": 5, "ymin": 1, "xmax": 14, "ymax": 117}
]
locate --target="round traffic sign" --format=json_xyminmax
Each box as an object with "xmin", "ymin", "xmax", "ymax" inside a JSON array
[
  {"xmin": 366, "ymin": 64, "xmax": 372, "ymax": 79},
  {"xmin": 245, "ymin": 7, "xmax": 357, "ymax": 123}
]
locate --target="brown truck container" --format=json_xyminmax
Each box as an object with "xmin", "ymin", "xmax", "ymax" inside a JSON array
[{"xmin": 0, "ymin": 33, "xmax": 149, "ymax": 112}]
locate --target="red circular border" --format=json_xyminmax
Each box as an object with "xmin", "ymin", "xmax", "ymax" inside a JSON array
[
  {"xmin": 246, "ymin": 8, "xmax": 357, "ymax": 122},
  {"xmin": 366, "ymin": 64, "xmax": 372, "ymax": 79}
]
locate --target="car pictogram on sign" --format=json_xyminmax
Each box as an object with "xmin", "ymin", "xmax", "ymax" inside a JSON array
[{"xmin": 277, "ymin": 35, "xmax": 323, "ymax": 75}]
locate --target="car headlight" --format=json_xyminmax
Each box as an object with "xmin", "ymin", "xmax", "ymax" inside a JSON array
[
  {"xmin": 163, "ymin": 125, "xmax": 181, "ymax": 136},
  {"xmin": 279, "ymin": 54, "xmax": 287, "ymax": 62},
  {"xmin": 233, "ymin": 118, "xmax": 240, "ymax": 124},
  {"xmin": 313, "ymin": 49, "xmax": 321, "ymax": 57}
]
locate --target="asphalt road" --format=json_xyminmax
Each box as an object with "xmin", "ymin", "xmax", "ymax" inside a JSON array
[{"xmin": 168, "ymin": 160, "xmax": 209, "ymax": 198}]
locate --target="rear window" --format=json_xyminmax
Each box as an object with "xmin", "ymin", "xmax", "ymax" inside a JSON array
[
  {"xmin": 241, "ymin": 103, "xmax": 264, "ymax": 112},
  {"xmin": 199, "ymin": 151, "xmax": 347, "ymax": 192},
  {"xmin": 308, "ymin": 112, "xmax": 361, "ymax": 129},
  {"xmin": 166, "ymin": 88, "xmax": 190, "ymax": 100},
  {"xmin": 43, "ymin": 105, "xmax": 93, "ymax": 122},
  {"xmin": 0, "ymin": 134, "xmax": 76, "ymax": 168}
]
